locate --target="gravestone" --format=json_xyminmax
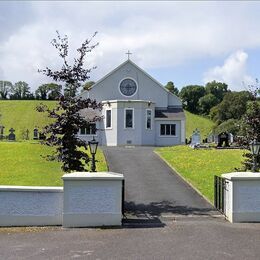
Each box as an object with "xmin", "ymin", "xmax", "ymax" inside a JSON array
[
  {"xmin": 0, "ymin": 126, "xmax": 5, "ymax": 140},
  {"xmin": 191, "ymin": 128, "xmax": 201, "ymax": 146},
  {"xmin": 33, "ymin": 128, "xmax": 39, "ymax": 140},
  {"xmin": 8, "ymin": 128, "xmax": 15, "ymax": 141},
  {"xmin": 229, "ymin": 133, "xmax": 234, "ymax": 144},
  {"xmin": 39, "ymin": 132, "xmax": 46, "ymax": 140},
  {"xmin": 217, "ymin": 132, "xmax": 229, "ymax": 147}
]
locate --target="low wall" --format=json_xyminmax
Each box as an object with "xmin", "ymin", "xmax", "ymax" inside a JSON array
[{"xmin": 0, "ymin": 186, "xmax": 63, "ymax": 226}]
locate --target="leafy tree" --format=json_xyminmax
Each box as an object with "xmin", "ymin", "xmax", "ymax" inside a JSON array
[
  {"xmin": 205, "ymin": 81, "xmax": 229, "ymax": 102},
  {"xmin": 37, "ymin": 31, "xmax": 102, "ymax": 173},
  {"xmin": 239, "ymin": 82, "xmax": 260, "ymax": 171},
  {"xmin": 179, "ymin": 85, "xmax": 205, "ymax": 114},
  {"xmin": 35, "ymin": 84, "xmax": 49, "ymax": 100},
  {"xmin": 210, "ymin": 91, "xmax": 253, "ymax": 124},
  {"xmin": 48, "ymin": 83, "xmax": 62, "ymax": 100},
  {"xmin": 35, "ymin": 83, "xmax": 62, "ymax": 100},
  {"xmin": 10, "ymin": 81, "xmax": 31, "ymax": 100},
  {"xmin": 165, "ymin": 81, "xmax": 179, "ymax": 96},
  {"xmin": 0, "ymin": 81, "xmax": 12, "ymax": 99},
  {"xmin": 212, "ymin": 119, "xmax": 240, "ymax": 135},
  {"xmin": 198, "ymin": 93, "xmax": 219, "ymax": 115},
  {"xmin": 82, "ymin": 81, "xmax": 95, "ymax": 92},
  {"xmin": 64, "ymin": 83, "xmax": 77, "ymax": 98}
]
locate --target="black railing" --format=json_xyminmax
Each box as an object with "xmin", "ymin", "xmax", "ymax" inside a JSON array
[{"xmin": 214, "ymin": 175, "xmax": 226, "ymax": 214}]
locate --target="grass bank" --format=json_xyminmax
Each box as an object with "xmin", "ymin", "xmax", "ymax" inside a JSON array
[
  {"xmin": 156, "ymin": 145, "xmax": 245, "ymax": 203},
  {"xmin": 0, "ymin": 141, "xmax": 107, "ymax": 186}
]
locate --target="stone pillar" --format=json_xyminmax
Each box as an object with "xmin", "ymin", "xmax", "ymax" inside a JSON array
[
  {"xmin": 222, "ymin": 172, "xmax": 260, "ymax": 223},
  {"xmin": 62, "ymin": 172, "xmax": 124, "ymax": 227}
]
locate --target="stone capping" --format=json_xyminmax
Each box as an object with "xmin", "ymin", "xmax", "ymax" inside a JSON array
[
  {"xmin": 222, "ymin": 172, "xmax": 260, "ymax": 181},
  {"xmin": 0, "ymin": 186, "xmax": 63, "ymax": 192},
  {"xmin": 62, "ymin": 171, "xmax": 124, "ymax": 181}
]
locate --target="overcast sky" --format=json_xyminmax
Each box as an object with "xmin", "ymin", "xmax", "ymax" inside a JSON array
[{"xmin": 1, "ymin": 1, "xmax": 260, "ymax": 91}]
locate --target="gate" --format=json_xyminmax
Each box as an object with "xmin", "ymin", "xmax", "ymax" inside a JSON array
[{"xmin": 214, "ymin": 175, "xmax": 226, "ymax": 214}]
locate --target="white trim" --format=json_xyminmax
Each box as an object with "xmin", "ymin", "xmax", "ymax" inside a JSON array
[
  {"xmin": 105, "ymin": 108, "xmax": 112, "ymax": 129},
  {"xmin": 145, "ymin": 109, "xmax": 152, "ymax": 130},
  {"xmin": 181, "ymin": 120, "xmax": 185, "ymax": 143},
  {"xmin": 79, "ymin": 60, "xmax": 181, "ymax": 104},
  {"xmin": 118, "ymin": 77, "xmax": 138, "ymax": 98},
  {"xmin": 124, "ymin": 108, "xmax": 134, "ymax": 129},
  {"xmin": 159, "ymin": 123, "xmax": 177, "ymax": 137}
]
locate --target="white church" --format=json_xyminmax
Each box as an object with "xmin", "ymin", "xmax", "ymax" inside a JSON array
[{"xmin": 78, "ymin": 57, "xmax": 186, "ymax": 146}]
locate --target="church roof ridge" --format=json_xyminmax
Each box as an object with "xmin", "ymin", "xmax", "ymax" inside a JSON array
[{"xmin": 79, "ymin": 59, "xmax": 180, "ymax": 102}]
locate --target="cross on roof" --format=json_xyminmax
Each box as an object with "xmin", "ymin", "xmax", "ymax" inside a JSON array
[{"xmin": 126, "ymin": 50, "xmax": 132, "ymax": 60}]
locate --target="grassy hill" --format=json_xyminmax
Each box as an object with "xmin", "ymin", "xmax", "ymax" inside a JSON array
[
  {"xmin": 185, "ymin": 110, "xmax": 214, "ymax": 139},
  {"xmin": 0, "ymin": 100, "xmax": 214, "ymax": 140},
  {"xmin": 0, "ymin": 100, "xmax": 56, "ymax": 140}
]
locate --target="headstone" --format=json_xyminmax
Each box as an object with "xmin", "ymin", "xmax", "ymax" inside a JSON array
[
  {"xmin": 229, "ymin": 133, "xmax": 234, "ymax": 144},
  {"xmin": 8, "ymin": 128, "xmax": 15, "ymax": 141},
  {"xmin": 33, "ymin": 128, "xmax": 39, "ymax": 140},
  {"xmin": 217, "ymin": 132, "xmax": 229, "ymax": 147},
  {"xmin": 0, "ymin": 126, "xmax": 5, "ymax": 140},
  {"xmin": 39, "ymin": 132, "xmax": 46, "ymax": 140},
  {"xmin": 191, "ymin": 128, "xmax": 201, "ymax": 146}
]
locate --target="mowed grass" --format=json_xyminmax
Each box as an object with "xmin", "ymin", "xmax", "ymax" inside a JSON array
[
  {"xmin": 185, "ymin": 110, "xmax": 214, "ymax": 139},
  {"xmin": 156, "ymin": 145, "xmax": 245, "ymax": 203},
  {"xmin": 0, "ymin": 100, "xmax": 56, "ymax": 140},
  {"xmin": 0, "ymin": 141, "xmax": 108, "ymax": 186}
]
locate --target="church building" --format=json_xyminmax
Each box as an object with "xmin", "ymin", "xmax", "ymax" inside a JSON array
[{"xmin": 78, "ymin": 57, "xmax": 186, "ymax": 146}]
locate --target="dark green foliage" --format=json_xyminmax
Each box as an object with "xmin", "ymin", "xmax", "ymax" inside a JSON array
[
  {"xmin": 212, "ymin": 119, "xmax": 240, "ymax": 135},
  {"xmin": 205, "ymin": 81, "xmax": 229, "ymax": 102},
  {"xmin": 179, "ymin": 85, "xmax": 205, "ymax": 114},
  {"xmin": 198, "ymin": 93, "xmax": 219, "ymax": 115},
  {"xmin": 210, "ymin": 91, "xmax": 253, "ymax": 124},
  {"xmin": 35, "ymin": 83, "xmax": 62, "ymax": 100},
  {"xmin": 239, "ymin": 83, "xmax": 260, "ymax": 171},
  {"xmin": 37, "ymin": 31, "xmax": 102, "ymax": 173},
  {"xmin": 82, "ymin": 81, "xmax": 95, "ymax": 92},
  {"xmin": 165, "ymin": 81, "xmax": 179, "ymax": 96},
  {"xmin": 10, "ymin": 81, "xmax": 32, "ymax": 100},
  {"xmin": 0, "ymin": 81, "xmax": 12, "ymax": 99}
]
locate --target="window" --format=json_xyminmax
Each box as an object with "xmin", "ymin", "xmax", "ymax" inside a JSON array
[
  {"xmin": 125, "ymin": 109, "xmax": 134, "ymax": 129},
  {"xmin": 146, "ymin": 109, "xmax": 152, "ymax": 129},
  {"xmin": 160, "ymin": 124, "xmax": 176, "ymax": 136},
  {"xmin": 106, "ymin": 109, "xmax": 112, "ymax": 128},
  {"xmin": 80, "ymin": 123, "xmax": 96, "ymax": 135}
]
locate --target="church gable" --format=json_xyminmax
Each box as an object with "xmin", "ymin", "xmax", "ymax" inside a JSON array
[{"xmin": 81, "ymin": 60, "xmax": 182, "ymax": 108}]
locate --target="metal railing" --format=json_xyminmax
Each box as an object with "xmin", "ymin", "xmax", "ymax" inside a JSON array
[{"xmin": 214, "ymin": 175, "xmax": 226, "ymax": 214}]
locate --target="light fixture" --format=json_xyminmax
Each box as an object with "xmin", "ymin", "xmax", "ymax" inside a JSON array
[
  {"xmin": 249, "ymin": 139, "xmax": 260, "ymax": 172},
  {"xmin": 88, "ymin": 136, "xmax": 99, "ymax": 172}
]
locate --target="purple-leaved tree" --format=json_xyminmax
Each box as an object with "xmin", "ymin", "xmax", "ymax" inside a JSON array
[{"xmin": 37, "ymin": 31, "xmax": 102, "ymax": 172}]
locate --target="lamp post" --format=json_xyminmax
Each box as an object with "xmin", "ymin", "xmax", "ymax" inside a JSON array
[
  {"xmin": 249, "ymin": 139, "xmax": 260, "ymax": 172},
  {"xmin": 88, "ymin": 136, "xmax": 98, "ymax": 172}
]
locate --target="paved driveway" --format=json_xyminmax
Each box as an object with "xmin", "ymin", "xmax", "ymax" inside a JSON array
[{"xmin": 102, "ymin": 146, "xmax": 217, "ymax": 220}]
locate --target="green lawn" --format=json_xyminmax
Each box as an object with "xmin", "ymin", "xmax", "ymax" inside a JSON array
[
  {"xmin": 156, "ymin": 145, "xmax": 245, "ymax": 203},
  {"xmin": 0, "ymin": 100, "xmax": 56, "ymax": 140},
  {"xmin": 185, "ymin": 110, "xmax": 214, "ymax": 139},
  {"xmin": 0, "ymin": 141, "xmax": 107, "ymax": 186}
]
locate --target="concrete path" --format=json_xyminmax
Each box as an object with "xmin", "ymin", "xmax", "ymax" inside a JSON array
[{"xmin": 102, "ymin": 146, "xmax": 217, "ymax": 221}]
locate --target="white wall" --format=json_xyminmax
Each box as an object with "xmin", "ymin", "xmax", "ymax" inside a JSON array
[{"xmin": 0, "ymin": 186, "xmax": 63, "ymax": 226}]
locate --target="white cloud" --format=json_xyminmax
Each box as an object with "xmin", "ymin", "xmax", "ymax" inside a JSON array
[
  {"xmin": 1, "ymin": 2, "xmax": 260, "ymax": 90},
  {"xmin": 203, "ymin": 50, "xmax": 254, "ymax": 91}
]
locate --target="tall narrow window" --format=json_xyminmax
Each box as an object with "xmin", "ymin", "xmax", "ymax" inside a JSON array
[
  {"xmin": 125, "ymin": 109, "xmax": 134, "ymax": 129},
  {"xmin": 146, "ymin": 109, "xmax": 152, "ymax": 129},
  {"xmin": 106, "ymin": 109, "xmax": 112, "ymax": 128}
]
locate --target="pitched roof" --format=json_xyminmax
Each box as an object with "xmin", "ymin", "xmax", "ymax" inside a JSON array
[
  {"xmin": 80, "ymin": 59, "xmax": 179, "ymax": 100},
  {"xmin": 155, "ymin": 107, "xmax": 185, "ymax": 120}
]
